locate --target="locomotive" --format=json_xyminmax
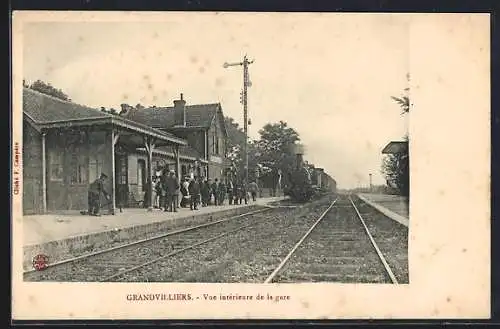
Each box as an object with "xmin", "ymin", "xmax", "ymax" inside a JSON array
[
  {"xmin": 283, "ymin": 144, "xmax": 337, "ymax": 203},
  {"xmin": 283, "ymin": 144, "xmax": 315, "ymax": 203},
  {"xmin": 285, "ymin": 164, "xmax": 315, "ymax": 202}
]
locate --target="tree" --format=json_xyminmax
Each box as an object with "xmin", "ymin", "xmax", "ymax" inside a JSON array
[
  {"xmin": 382, "ymin": 74, "xmax": 410, "ymax": 197},
  {"xmin": 224, "ymin": 116, "xmax": 255, "ymax": 181},
  {"xmin": 28, "ymin": 79, "xmax": 71, "ymax": 101},
  {"xmin": 255, "ymin": 121, "xmax": 300, "ymax": 188},
  {"xmin": 224, "ymin": 116, "xmax": 246, "ymax": 153},
  {"xmin": 391, "ymin": 73, "xmax": 410, "ymax": 115},
  {"xmin": 99, "ymin": 106, "xmax": 119, "ymax": 116},
  {"xmin": 382, "ymin": 147, "xmax": 409, "ymax": 197},
  {"xmin": 224, "ymin": 118, "xmax": 302, "ymax": 186}
]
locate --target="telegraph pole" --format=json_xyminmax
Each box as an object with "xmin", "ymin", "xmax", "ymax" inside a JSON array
[
  {"xmin": 223, "ymin": 55, "xmax": 254, "ymax": 184},
  {"xmin": 369, "ymin": 173, "xmax": 373, "ymax": 192}
]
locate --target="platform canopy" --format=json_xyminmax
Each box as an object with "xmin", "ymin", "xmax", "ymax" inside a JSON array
[
  {"xmin": 381, "ymin": 141, "xmax": 408, "ymax": 155},
  {"xmin": 23, "ymin": 87, "xmax": 187, "ymax": 148}
]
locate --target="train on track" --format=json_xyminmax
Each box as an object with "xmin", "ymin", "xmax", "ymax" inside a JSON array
[{"xmin": 284, "ymin": 146, "xmax": 337, "ymax": 203}]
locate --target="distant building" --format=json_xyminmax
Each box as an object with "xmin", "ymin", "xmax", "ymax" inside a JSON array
[
  {"xmin": 382, "ymin": 141, "xmax": 408, "ymax": 156},
  {"xmin": 381, "ymin": 140, "xmax": 409, "ymax": 193}
]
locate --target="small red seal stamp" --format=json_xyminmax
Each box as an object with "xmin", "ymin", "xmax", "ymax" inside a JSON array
[{"xmin": 32, "ymin": 254, "xmax": 49, "ymax": 271}]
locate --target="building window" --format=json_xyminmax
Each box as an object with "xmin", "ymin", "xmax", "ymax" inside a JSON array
[
  {"xmin": 118, "ymin": 157, "xmax": 127, "ymax": 184},
  {"xmin": 212, "ymin": 131, "xmax": 219, "ymax": 155},
  {"xmin": 137, "ymin": 159, "xmax": 146, "ymax": 191},
  {"xmin": 89, "ymin": 154, "xmax": 104, "ymax": 183},
  {"xmin": 212, "ymin": 133, "xmax": 216, "ymax": 154},
  {"xmin": 70, "ymin": 147, "xmax": 87, "ymax": 185},
  {"xmin": 181, "ymin": 164, "xmax": 187, "ymax": 178},
  {"xmin": 49, "ymin": 150, "xmax": 64, "ymax": 182}
]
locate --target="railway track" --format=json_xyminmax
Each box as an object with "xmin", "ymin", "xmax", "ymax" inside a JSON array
[
  {"xmin": 265, "ymin": 194, "xmax": 402, "ymax": 284},
  {"xmin": 111, "ymin": 196, "xmax": 335, "ymax": 282},
  {"xmin": 23, "ymin": 207, "xmax": 275, "ymax": 282},
  {"xmin": 24, "ymin": 193, "xmax": 407, "ymax": 284}
]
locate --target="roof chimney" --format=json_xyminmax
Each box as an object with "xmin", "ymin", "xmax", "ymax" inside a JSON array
[
  {"xmin": 173, "ymin": 93, "xmax": 186, "ymax": 126},
  {"xmin": 119, "ymin": 103, "xmax": 133, "ymax": 116}
]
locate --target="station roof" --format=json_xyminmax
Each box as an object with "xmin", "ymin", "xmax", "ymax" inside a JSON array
[
  {"xmin": 382, "ymin": 141, "xmax": 408, "ymax": 154},
  {"xmin": 22, "ymin": 87, "xmax": 187, "ymax": 146},
  {"xmin": 123, "ymin": 98, "xmax": 228, "ymax": 138},
  {"xmin": 125, "ymin": 103, "xmax": 220, "ymax": 129}
]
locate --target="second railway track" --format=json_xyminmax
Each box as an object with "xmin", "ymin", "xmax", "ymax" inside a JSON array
[
  {"xmin": 109, "ymin": 195, "xmax": 336, "ymax": 282},
  {"xmin": 265, "ymin": 194, "xmax": 406, "ymax": 284},
  {"xmin": 24, "ymin": 207, "xmax": 274, "ymax": 282}
]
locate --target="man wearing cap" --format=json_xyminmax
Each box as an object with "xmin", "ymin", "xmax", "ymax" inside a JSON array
[
  {"xmin": 88, "ymin": 173, "xmax": 110, "ymax": 216},
  {"xmin": 188, "ymin": 177, "xmax": 201, "ymax": 210},
  {"xmin": 200, "ymin": 177, "xmax": 210, "ymax": 207},
  {"xmin": 217, "ymin": 179, "xmax": 226, "ymax": 206}
]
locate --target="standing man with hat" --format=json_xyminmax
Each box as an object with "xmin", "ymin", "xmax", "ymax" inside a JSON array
[
  {"xmin": 188, "ymin": 176, "xmax": 201, "ymax": 210},
  {"xmin": 200, "ymin": 177, "xmax": 210, "ymax": 207},
  {"xmin": 88, "ymin": 173, "xmax": 110, "ymax": 216},
  {"xmin": 164, "ymin": 170, "xmax": 180, "ymax": 212}
]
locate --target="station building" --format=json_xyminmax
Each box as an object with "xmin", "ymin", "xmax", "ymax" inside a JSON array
[
  {"xmin": 22, "ymin": 88, "xmax": 230, "ymax": 215},
  {"xmin": 121, "ymin": 92, "xmax": 229, "ymax": 182}
]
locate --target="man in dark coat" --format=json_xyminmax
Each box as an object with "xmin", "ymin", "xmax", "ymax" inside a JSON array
[
  {"xmin": 206, "ymin": 179, "xmax": 212, "ymax": 205},
  {"xmin": 200, "ymin": 177, "xmax": 210, "ymax": 207},
  {"xmin": 88, "ymin": 173, "xmax": 110, "ymax": 216},
  {"xmin": 160, "ymin": 169, "xmax": 169, "ymax": 210},
  {"xmin": 164, "ymin": 170, "xmax": 180, "ymax": 212},
  {"xmin": 218, "ymin": 180, "xmax": 226, "ymax": 205},
  {"xmin": 239, "ymin": 180, "xmax": 248, "ymax": 205},
  {"xmin": 188, "ymin": 177, "xmax": 201, "ymax": 210},
  {"xmin": 232, "ymin": 181, "xmax": 240, "ymax": 205}
]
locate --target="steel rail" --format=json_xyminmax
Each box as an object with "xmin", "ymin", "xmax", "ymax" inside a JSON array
[
  {"xmin": 263, "ymin": 198, "xmax": 338, "ymax": 283},
  {"xmin": 24, "ymin": 207, "xmax": 271, "ymax": 276},
  {"xmin": 349, "ymin": 196, "xmax": 399, "ymax": 284},
  {"xmin": 104, "ymin": 220, "xmax": 262, "ymax": 282}
]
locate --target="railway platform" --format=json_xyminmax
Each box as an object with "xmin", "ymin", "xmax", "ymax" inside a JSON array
[
  {"xmin": 22, "ymin": 196, "xmax": 286, "ymax": 271},
  {"xmin": 356, "ymin": 193, "xmax": 409, "ymax": 227}
]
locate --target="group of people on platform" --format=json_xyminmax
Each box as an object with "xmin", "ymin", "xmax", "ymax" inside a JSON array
[
  {"xmin": 85, "ymin": 170, "xmax": 262, "ymax": 216},
  {"xmin": 152, "ymin": 169, "xmax": 260, "ymax": 212}
]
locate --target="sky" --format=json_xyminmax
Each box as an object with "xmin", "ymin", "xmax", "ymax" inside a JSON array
[{"xmin": 22, "ymin": 13, "xmax": 409, "ymax": 189}]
